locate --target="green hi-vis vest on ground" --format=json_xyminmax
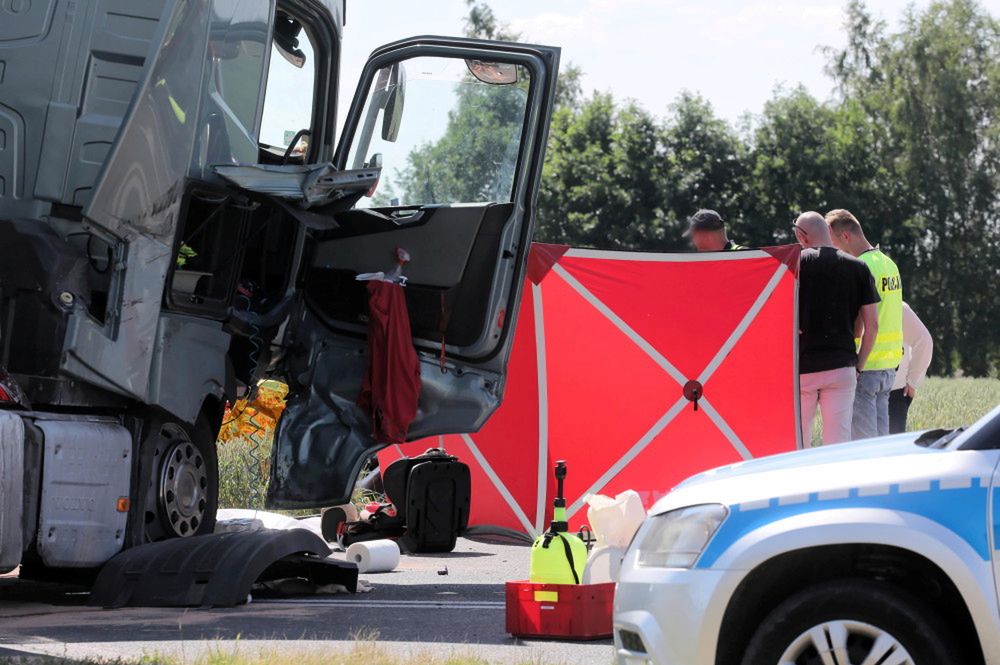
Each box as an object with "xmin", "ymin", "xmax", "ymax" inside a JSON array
[{"xmin": 858, "ymin": 249, "xmax": 903, "ymax": 370}]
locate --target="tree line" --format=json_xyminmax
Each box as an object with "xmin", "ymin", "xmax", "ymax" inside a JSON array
[{"xmin": 464, "ymin": 0, "xmax": 1000, "ymax": 377}]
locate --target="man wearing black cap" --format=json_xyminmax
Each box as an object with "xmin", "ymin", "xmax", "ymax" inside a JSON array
[{"xmin": 683, "ymin": 209, "xmax": 744, "ymax": 251}]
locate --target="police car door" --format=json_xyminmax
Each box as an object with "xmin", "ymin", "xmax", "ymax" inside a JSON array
[{"xmin": 267, "ymin": 37, "xmax": 560, "ymax": 507}]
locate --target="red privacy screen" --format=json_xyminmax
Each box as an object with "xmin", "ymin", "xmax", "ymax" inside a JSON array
[{"xmin": 380, "ymin": 243, "xmax": 801, "ymax": 539}]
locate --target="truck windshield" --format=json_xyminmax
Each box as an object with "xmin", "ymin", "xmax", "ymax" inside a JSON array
[{"xmin": 260, "ymin": 30, "xmax": 317, "ymax": 154}]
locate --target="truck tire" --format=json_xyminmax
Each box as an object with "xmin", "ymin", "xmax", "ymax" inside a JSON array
[
  {"xmin": 140, "ymin": 411, "xmax": 219, "ymax": 542},
  {"xmin": 740, "ymin": 579, "xmax": 958, "ymax": 665}
]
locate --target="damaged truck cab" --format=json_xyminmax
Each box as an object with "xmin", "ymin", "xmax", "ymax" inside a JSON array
[{"xmin": 0, "ymin": 0, "xmax": 559, "ymax": 574}]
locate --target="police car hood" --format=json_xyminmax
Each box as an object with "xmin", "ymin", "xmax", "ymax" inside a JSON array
[{"xmin": 648, "ymin": 433, "xmax": 994, "ymax": 517}]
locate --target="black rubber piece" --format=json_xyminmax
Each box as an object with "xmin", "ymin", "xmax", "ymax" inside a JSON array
[{"xmin": 88, "ymin": 529, "xmax": 357, "ymax": 608}]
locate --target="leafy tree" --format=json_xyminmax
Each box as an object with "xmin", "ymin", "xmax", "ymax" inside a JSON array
[
  {"xmin": 827, "ymin": 0, "xmax": 1000, "ymax": 375},
  {"xmin": 463, "ymin": 0, "xmax": 584, "ymax": 111},
  {"xmin": 396, "ymin": 73, "xmax": 530, "ymax": 204},
  {"xmin": 400, "ymin": 0, "xmax": 1000, "ymax": 375},
  {"xmin": 463, "ymin": 0, "xmax": 518, "ymax": 41},
  {"xmin": 660, "ymin": 93, "xmax": 747, "ymax": 248},
  {"xmin": 537, "ymin": 94, "xmax": 668, "ymax": 248},
  {"xmin": 395, "ymin": 0, "xmax": 588, "ymax": 205}
]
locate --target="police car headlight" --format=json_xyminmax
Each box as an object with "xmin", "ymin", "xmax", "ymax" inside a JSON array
[{"xmin": 635, "ymin": 504, "xmax": 728, "ymax": 569}]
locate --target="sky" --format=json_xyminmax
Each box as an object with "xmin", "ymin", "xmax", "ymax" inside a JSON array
[{"xmin": 336, "ymin": 0, "xmax": 1000, "ymax": 126}]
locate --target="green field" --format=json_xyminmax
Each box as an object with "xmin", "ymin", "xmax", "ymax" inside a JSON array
[
  {"xmin": 905, "ymin": 377, "xmax": 1000, "ymax": 430},
  {"xmin": 809, "ymin": 377, "xmax": 1000, "ymax": 445}
]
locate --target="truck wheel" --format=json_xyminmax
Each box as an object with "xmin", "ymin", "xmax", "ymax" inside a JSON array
[
  {"xmin": 141, "ymin": 413, "xmax": 218, "ymax": 541},
  {"xmin": 740, "ymin": 579, "xmax": 958, "ymax": 665}
]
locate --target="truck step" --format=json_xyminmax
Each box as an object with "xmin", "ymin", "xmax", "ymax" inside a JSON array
[{"xmin": 88, "ymin": 529, "xmax": 358, "ymax": 608}]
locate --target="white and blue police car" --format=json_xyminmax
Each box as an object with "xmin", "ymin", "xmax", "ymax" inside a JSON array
[{"xmin": 614, "ymin": 404, "xmax": 1000, "ymax": 665}]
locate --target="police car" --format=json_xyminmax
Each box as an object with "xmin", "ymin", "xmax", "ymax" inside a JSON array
[{"xmin": 614, "ymin": 404, "xmax": 1000, "ymax": 665}]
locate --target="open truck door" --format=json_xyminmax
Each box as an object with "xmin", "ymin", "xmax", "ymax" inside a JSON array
[{"xmin": 267, "ymin": 37, "xmax": 560, "ymax": 507}]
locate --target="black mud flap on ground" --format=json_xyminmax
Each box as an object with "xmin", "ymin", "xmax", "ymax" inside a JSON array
[{"xmin": 89, "ymin": 529, "xmax": 358, "ymax": 608}]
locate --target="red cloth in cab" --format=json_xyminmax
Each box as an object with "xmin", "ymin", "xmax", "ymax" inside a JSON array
[{"xmin": 357, "ymin": 280, "xmax": 421, "ymax": 444}]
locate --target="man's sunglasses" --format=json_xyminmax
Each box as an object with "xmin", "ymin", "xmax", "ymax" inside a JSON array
[{"xmin": 791, "ymin": 223, "xmax": 808, "ymax": 237}]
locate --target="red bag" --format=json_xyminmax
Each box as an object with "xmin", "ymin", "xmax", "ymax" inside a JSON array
[{"xmin": 357, "ymin": 280, "xmax": 421, "ymax": 444}]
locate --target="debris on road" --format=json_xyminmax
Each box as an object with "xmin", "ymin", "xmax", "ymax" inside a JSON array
[
  {"xmin": 345, "ymin": 540, "xmax": 400, "ymax": 573},
  {"xmin": 89, "ymin": 530, "xmax": 358, "ymax": 608}
]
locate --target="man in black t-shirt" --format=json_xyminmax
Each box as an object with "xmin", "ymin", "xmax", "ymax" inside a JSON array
[{"xmin": 793, "ymin": 212, "xmax": 880, "ymax": 445}]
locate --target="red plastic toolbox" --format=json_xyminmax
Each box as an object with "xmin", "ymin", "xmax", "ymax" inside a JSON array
[{"xmin": 505, "ymin": 580, "xmax": 615, "ymax": 640}]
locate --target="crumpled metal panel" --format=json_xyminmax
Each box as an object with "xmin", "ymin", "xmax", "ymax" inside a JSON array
[
  {"xmin": 89, "ymin": 528, "xmax": 357, "ymax": 607},
  {"xmin": 266, "ymin": 326, "xmax": 499, "ymax": 509},
  {"xmin": 146, "ymin": 313, "xmax": 230, "ymax": 425},
  {"xmin": 67, "ymin": 0, "xmax": 272, "ymax": 401},
  {"xmin": 66, "ymin": 0, "xmax": 214, "ymax": 401},
  {"xmin": 0, "ymin": 412, "xmax": 25, "ymax": 573},
  {"xmin": 214, "ymin": 164, "xmax": 379, "ymax": 208},
  {"xmin": 37, "ymin": 420, "xmax": 131, "ymax": 568}
]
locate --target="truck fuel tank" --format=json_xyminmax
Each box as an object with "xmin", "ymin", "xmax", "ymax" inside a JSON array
[{"xmin": 0, "ymin": 411, "xmax": 131, "ymax": 572}]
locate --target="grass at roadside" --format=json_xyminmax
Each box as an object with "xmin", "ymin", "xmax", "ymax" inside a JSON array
[
  {"xmin": 217, "ymin": 434, "xmax": 380, "ymax": 514},
  {"xmin": 0, "ymin": 640, "xmax": 556, "ymax": 665},
  {"xmin": 810, "ymin": 376, "xmax": 1000, "ymax": 443},
  {"xmin": 217, "ymin": 434, "xmax": 274, "ymax": 511},
  {"xmin": 906, "ymin": 377, "xmax": 1000, "ymax": 431}
]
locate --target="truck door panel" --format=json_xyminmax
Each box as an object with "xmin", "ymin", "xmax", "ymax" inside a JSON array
[
  {"xmin": 305, "ymin": 203, "xmax": 512, "ymax": 347},
  {"xmin": 267, "ymin": 37, "xmax": 559, "ymax": 507},
  {"xmin": 311, "ymin": 206, "xmax": 488, "ymax": 288}
]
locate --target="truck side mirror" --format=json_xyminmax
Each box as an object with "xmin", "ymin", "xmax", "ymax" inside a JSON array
[
  {"xmin": 274, "ymin": 12, "xmax": 306, "ymax": 68},
  {"xmin": 381, "ymin": 63, "xmax": 406, "ymax": 142}
]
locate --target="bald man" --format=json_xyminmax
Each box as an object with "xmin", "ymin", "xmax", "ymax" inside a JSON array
[{"xmin": 793, "ymin": 212, "xmax": 881, "ymax": 445}]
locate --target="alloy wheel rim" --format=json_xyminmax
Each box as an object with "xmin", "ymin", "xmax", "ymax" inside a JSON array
[
  {"xmin": 778, "ymin": 619, "xmax": 915, "ymax": 665},
  {"xmin": 158, "ymin": 429, "xmax": 208, "ymax": 537}
]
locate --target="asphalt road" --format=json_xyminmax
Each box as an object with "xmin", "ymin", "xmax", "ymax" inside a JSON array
[{"xmin": 0, "ymin": 537, "xmax": 614, "ymax": 664}]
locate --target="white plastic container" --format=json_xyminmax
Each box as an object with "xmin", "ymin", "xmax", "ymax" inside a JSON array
[
  {"xmin": 582, "ymin": 545, "xmax": 625, "ymax": 584},
  {"xmin": 585, "ymin": 490, "xmax": 645, "ymax": 548}
]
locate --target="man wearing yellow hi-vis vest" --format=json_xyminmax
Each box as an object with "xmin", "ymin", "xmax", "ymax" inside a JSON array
[{"xmin": 827, "ymin": 209, "xmax": 903, "ymax": 440}]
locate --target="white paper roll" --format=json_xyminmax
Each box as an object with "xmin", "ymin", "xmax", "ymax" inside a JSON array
[{"xmin": 346, "ymin": 539, "xmax": 401, "ymax": 573}]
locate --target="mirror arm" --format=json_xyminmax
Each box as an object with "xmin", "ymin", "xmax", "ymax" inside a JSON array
[{"xmin": 281, "ymin": 129, "xmax": 311, "ymax": 165}]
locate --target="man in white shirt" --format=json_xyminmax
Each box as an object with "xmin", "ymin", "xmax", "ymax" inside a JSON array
[{"xmin": 888, "ymin": 302, "xmax": 934, "ymax": 434}]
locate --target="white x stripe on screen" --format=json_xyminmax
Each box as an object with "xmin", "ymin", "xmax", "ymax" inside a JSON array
[
  {"xmin": 552, "ymin": 255, "xmax": 788, "ymax": 519},
  {"xmin": 459, "ymin": 432, "xmax": 537, "ymax": 536},
  {"xmin": 460, "ymin": 251, "xmax": 788, "ymax": 534}
]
